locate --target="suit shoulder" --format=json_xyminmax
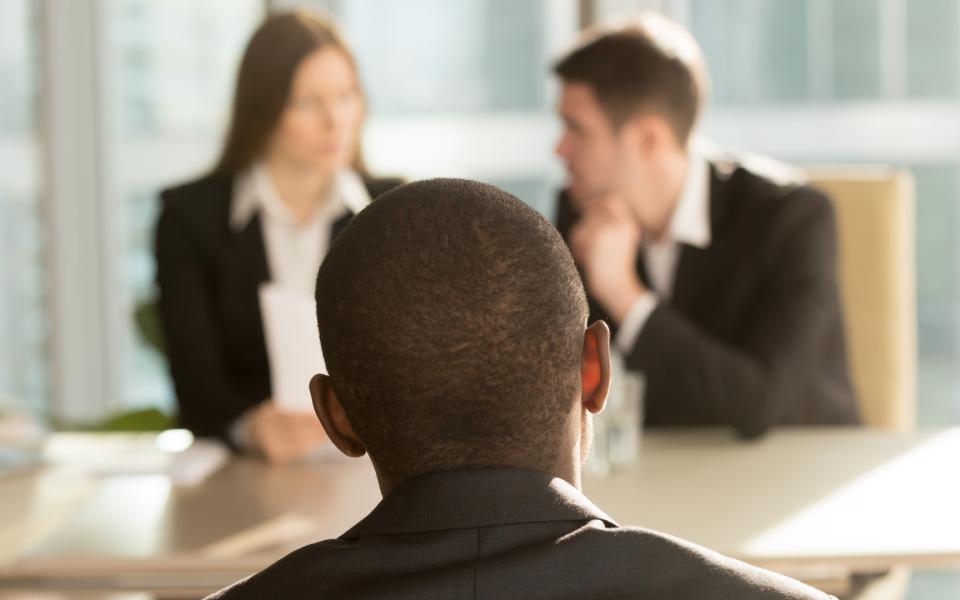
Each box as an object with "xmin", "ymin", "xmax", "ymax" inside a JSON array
[
  {"xmin": 158, "ymin": 173, "xmax": 234, "ymax": 232},
  {"xmin": 566, "ymin": 524, "xmax": 833, "ymax": 599},
  {"xmin": 203, "ymin": 538, "xmax": 360, "ymax": 599},
  {"xmin": 714, "ymin": 154, "xmax": 834, "ymax": 226},
  {"xmin": 160, "ymin": 173, "xmax": 233, "ymax": 212}
]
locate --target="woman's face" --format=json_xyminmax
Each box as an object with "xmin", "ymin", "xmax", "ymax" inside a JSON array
[{"xmin": 267, "ymin": 47, "xmax": 364, "ymax": 174}]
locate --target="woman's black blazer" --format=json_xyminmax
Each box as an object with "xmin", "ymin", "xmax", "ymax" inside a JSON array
[{"xmin": 155, "ymin": 172, "xmax": 402, "ymax": 440}]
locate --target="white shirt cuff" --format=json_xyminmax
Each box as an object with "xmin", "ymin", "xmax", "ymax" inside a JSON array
[{"xmin": 615, "ymin": 292, "xmax": 659, "ymax": 354}]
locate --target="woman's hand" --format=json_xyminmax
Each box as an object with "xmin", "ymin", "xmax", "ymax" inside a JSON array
[{"xmin": 250, "ymin": 401, "xmax": 328, "ymax": 464}]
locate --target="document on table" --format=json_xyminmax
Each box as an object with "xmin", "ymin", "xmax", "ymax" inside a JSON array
[
  {"xmin": 259, "ymin": 283, "xmax": 327, "ymax": 414},
  {"xmin": 42, "ymin": 432, "xmax": 229, "ymax": 487}
]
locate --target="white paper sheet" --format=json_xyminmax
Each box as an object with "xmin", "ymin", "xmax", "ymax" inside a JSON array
[{"xmin": 259, "ymin": 283, "xmax": 327, "ymax": 414}]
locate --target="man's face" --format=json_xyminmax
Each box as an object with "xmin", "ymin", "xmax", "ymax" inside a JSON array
[{"xmin": 555, "ymin": 82, "xmax": 632, "ymax": 209}]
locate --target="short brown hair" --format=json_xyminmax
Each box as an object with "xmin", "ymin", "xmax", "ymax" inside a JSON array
[
  {"xmin": 213, "ymin": 11, "xmax": 365, "ymax": 176},
  {"xmin": 554, "ymin": 13, "xmax": 708, "ymax": 144}
]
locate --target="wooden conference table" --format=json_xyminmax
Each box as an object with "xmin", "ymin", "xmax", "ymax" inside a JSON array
[{"xmin": 1, "ymin": 427, "xmax": 959, "ymax": 597}]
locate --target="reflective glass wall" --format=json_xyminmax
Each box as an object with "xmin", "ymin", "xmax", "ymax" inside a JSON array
[{"xmin": 0, "ymin": 0, "xmax": 45, "ymax": 415}]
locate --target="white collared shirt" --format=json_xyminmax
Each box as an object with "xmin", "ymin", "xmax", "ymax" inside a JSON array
[
  {"xmin": 231, "ymin": 163, "xmax": 371, "ymax": 295},
  {"xmin": 228, "ymin": 163, "xmax": 370, "ymax": 448},
  {"xmin": 616, "ymin": 150, "xmax": 712, "ymax": 353}
]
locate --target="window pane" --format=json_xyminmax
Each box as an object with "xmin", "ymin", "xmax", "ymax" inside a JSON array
[
  {"xmin": 906, "ymin": 0, "xmax": 958, "ymax": 99},
  {"xmin": 911, "ymin": 163, "xmax": 960, "ymax": 426},
  {"xmin": 489, "ymin": 178, "xmax": 554, "ymax": 220},
  {"xmin": 294, "ymin": 0, "xmax": 552, "ymax": 114},
  {"xmin": 832, "ymin": 0, "xmax": 881, "ymax": 100},
  {"xmin": 692, "ymin": 0, "xmax": 809, "ymax": 105},
  {"xmin": 691, "ymin": 0, "xmax": 749, "ymax": 104},
  {"xmin": 105, "ymin": 0, "xmax": 264, "ymax": 412},
  {"xmin": 113, "ymin": 0, "xmax": 262, "ymax": 136},
  {"xmin": 0, "ymin": 0, "xmax": 46, "ymax": 415}
]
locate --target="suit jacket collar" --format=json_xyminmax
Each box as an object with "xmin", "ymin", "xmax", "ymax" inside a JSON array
[
  {"xmin": 661, "ymin": 150, "xmax": 712, "ymax": 249},
  {"xmin": 226, "ymin": 210, "xmax": 271, "ymax": 289},
  {"xmin": 671, "ymin": 155, "xmax": 798, "ymax": 313},
  {"xmin": 229, "ymin": 165, "xmax": 371, "ymax": 232},
  {"xmin": 341, "ymin": 467, "xmax": 618, "ymax": 540},
  {"xmin": 222, "ymin": 171, "xmax": 379, "ymax": 285},
  {"xmin": 670, "ymin": 160, "xmax": 732, "ymax": 314}
]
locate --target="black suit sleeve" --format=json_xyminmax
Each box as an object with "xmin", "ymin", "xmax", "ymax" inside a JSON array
[
  {"xmin": 155, "ymin": 197, "xmax": 258, "ymax": 440},
  {"xmin": 625, "ymin": 189, "xmax": 855, "ymax": 437}
]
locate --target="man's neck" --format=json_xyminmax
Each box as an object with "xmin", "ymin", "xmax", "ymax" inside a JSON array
[{"xmin": 634, "ymin": 152, "xmax": 690, "ymax": 242}]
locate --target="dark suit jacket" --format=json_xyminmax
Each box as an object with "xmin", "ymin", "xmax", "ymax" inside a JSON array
[
  {"xmin": 556, "ymin": 157, "xmax": 860, "ymax": 438},
  {"xmin": 207, "ymin": 468, "xmax": 833, "ymax": 599},
  {"xmin": 154, "ymin": 173, "xmax": 401, "ymax": 440}
]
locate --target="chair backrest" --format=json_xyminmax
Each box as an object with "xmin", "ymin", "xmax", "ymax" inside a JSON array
[{"xmin": 809, "ymin": 169, "xmax": 916, "ymax": 430}]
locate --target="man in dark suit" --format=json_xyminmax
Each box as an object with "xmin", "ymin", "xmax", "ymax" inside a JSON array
[
  {"xmin": 553, "ymin": 14, "xmax": 859, "ymax": 438},
  {"xmin": 207, "ymin": 178, "xmax": 833, "ymax": 599}
]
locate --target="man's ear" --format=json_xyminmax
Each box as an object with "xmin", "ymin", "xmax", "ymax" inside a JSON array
[
  {"xmin": 310, "ymin": 374, "xmax": 366, "ymax": 458},
  {"xmin": 622, "ymin": 113, "xmax": 677, "ymax": 158},
  {"xmin": 581, "ymin": 321, "xmax": 612, "ymax": 414}
]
